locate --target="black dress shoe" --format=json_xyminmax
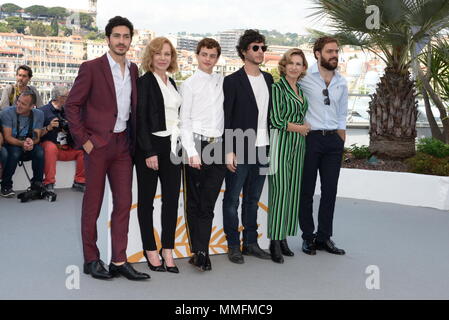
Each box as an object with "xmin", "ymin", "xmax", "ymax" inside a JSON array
[
  {"xmin": 109, "ymin": 262, "xmax": 151, "ymax": 280},
  {"xmin": 280, "ymin": 239, "xmax": 294, "ymax": 256},
  {"xmin": 83, "ymin": 260, "xmax": 113, "ymax": 280},
  {"xmin": 315, "ymin": 239, "xmax": 346, "ymax": 255},
  {"xmin": 302, "ymin": 239, "xmax": 317, "ymax": 255},
  {"xmin": 189, "ymin": 251, "xmax": 207, "ymax": 272},
  {"xmin": 242, "ymin": 243, "xmax": 271, "ymax": 260},
  {"xmin": 269, "ymin": 240, "xmax": 284, "ymax": 264},
  {"xmin": 143, "ymin": 250, "xmax": 166, "ymax": 272},
  {"xmin": 227, "ymin": 246, "xmax": 244, "ymax": 264},
  {"xmin": 205, "ymin": 254, "xmax": 212, "ymax": 271},
  {"xmin": 160, "ymin": 249, "xmax": 179, "ymax": 273}
]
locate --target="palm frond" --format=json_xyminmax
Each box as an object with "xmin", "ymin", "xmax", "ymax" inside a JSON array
[{"xmin": 309, "ymin": 0, "xmax": 449, "ymax": 71}]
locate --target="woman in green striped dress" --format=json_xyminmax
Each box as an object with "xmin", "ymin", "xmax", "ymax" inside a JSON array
[{"xmin": 268, "ymin": 48, "xmax": 310, "ymax": 263}]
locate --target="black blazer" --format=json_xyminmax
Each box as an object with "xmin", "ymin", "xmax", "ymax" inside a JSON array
[
  {"xmin": 223, "ymin": 67, "xmax": 274, "ymax": 162},
  {"xmin": 136, "ymin": 71, "xmax": 178, "ymax": 158}
]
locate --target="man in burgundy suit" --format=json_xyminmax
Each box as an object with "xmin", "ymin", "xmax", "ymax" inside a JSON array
[{"xmin": 65, "ymin": 16, "xmax": 149, "ymax": 281}]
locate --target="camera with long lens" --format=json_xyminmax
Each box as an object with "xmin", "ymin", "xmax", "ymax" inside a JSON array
[
  {"xmin": 18, "ymin": 182, "xmax": 57, "ymax": 203},
  {"xmin": 57, "ymin": 115, "xmax": 70, "ymax": 132},
  {"xmin": 55, "ymin": 111, "xmax": 74, "ymax": 147}
]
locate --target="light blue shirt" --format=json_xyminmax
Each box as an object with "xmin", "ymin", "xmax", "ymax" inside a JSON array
[{"xmin": 299, "ymin": 63, "xmax": 348, "ymax": 130}]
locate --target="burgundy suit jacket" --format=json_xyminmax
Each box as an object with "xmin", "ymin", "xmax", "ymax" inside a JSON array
[{"xmin": 65, "ymin": 54, "xmax": 138, "ymax": 154}]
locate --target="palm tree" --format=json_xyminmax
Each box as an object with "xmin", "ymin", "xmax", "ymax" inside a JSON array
[
  {"xmin": 417, "ymin": 37, "xmax": 449, "ymax": 143},
  {"xmin": 310, "ymin": 0, "xmax": 449, "ymax": 158}
]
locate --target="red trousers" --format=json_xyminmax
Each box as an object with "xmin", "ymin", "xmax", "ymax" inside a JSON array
[
  {"xmin": 41, "ymin": 141, "xmax": 85, "ymax": 185},
  {"xmin": 82, "ymin": 132, "xmax": 133, "ymax": 263}
]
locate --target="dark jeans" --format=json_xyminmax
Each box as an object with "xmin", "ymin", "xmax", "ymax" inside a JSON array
[
  {"xmin": 0, "ymin": 147, "xmax": 7, "ymax": 179},
  {"xmin": 0, "ymin": 146, "xmax": 7, "ymax": 165},
  {"xmin": 185, "ymin": 141, "xmax": 227, "ymax": 253},
  {"xmin": 299, "ymin": 132, "xmax": 344, "ymax": 242},
  {"xmin": 135, "ymin": 135, "xmax": 181, "ymax": 251},
  {"xmin": 223, "ymin": 162, "xmax": 267, "ymax": 247},
  {"xmin": 1, "ymin": 144, "xmax": 44, "ymax": 190}
]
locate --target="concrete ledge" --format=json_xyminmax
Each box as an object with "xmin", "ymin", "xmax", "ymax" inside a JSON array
[
  {"xmin": 319, "ymin": 168, "xmax": 449, "ymax": 211},
  {"xmin": 12, "ymin": 164, "xmax": 448, "ymax": 210}
]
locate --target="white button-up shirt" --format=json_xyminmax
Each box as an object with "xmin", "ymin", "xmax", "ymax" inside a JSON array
[
  {"xmin": 107, "ymin": 52, "xmax": 132, "ymax": 133},
  {"xmin": 299, "ymin": 63, "xmax": 348, "ymax": 130},
  {"xmin": 180, "ymin": 69, "xmax": 224, "ymax": 157},
  {"xmin": 152, "ymin": 72, "xmax": 183, "ymax": 154}
]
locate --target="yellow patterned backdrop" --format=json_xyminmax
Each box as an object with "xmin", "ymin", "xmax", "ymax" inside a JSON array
[{"xmin": 105, "ymin": 171, "xmax": 270, "ymax": 262}]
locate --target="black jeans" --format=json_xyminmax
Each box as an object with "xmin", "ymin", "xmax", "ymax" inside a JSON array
[
  {"xmin": 299, "ymin": 132, "xmax": 344, "ymax": 242},
  {"xmin": 184, "ymin": 140, "xmax": 227, "ymax": 253},
  {"xmin": 135, "ymin": 135, "xmax": 181, "ymax": 251}
]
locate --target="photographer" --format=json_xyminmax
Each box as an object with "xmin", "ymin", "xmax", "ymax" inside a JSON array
[
  {"xmin": 0, "ymin": 65, "xmax": 43, "ymax": 110},
  {"xmin": 0, "ymin": 91, "xmax": 44, "ymax": 198},
  {"xmin": 39, "ymin": 86, "xmax": 85, "ymax": 192}
]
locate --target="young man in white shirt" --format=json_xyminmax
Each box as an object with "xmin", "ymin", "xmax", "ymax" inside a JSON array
[
  {"xmin": 222, "ymin": 30, "xmax": 273, "ymax": 264},
  {"xmin": 180, "ymin": 38, "xmax": 227, "ymax": 271},
  {"xmin": 299, "ymin": 36, "xmax": 348, "ymax": 256}
]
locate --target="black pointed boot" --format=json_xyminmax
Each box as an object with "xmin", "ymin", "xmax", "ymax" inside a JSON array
[
  {"xmin": 280, "ymin": 239, "xmax": 294, "ymax": 256},
  {"xmin": 269, "ymin": 240, "xmax": 284, "ymax": 264}
]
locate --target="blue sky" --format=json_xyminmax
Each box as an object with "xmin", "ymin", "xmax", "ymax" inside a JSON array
[{"xmin": 8, "ymin": 0, "xmax": 322, "ymax": 35}]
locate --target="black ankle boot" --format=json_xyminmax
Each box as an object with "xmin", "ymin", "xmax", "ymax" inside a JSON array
[
  {"xmin": 280, "ymin": 239, "xmax": 294, "ymax": 256},
  {"xmin": 269, "ymin": 240, "xmax": 284, "ymax": 264}
]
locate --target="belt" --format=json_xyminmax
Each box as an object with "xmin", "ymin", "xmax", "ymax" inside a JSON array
[
  {"xmin": 193, "ymin": 133, "xmax": 223, "ymax": 143},
  {"xmin": 309, "ymin": 130, "xmax": 338, "ymax": 136}
]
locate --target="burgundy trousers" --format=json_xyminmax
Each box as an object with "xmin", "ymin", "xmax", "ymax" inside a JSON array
[{"xmin": 82, "ymin": 131, "xmax": 133, "ymax": 263}]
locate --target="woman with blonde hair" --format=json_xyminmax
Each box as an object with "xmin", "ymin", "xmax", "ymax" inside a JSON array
[
  {"xmin": 268, "ymin": 48, "xmax": 310, "ymax": 263},
  {"xmin": 135, "ymin": 37, "xmax": 182, "ymax": 273}
]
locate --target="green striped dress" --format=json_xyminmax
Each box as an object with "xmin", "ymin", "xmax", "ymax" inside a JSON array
[{"xmin": 268, "ymin": 76, "xmax": 308, "ymax": 240}]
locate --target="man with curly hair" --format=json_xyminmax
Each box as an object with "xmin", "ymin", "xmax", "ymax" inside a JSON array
[{"xmin": 223, "ymin": 29, "xmax": 273, "ymax": 264}]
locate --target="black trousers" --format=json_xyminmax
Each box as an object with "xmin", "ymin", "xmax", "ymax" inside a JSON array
[
  {"xmin": 299, "ymin": 132, "xmax": 344, "ymax": 242},
  {"xmin": 135, "ymin": 135, "xmax": 181, "ymax": 251},
  {"xmin": 185, "ymin": 140, "xmax": 227, "ymax": 253}
]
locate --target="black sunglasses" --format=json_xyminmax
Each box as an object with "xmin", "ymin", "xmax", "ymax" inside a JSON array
[
  {"xmin": 323, "ymin": 89, "xmax": 330, "ymax": 105},
  {"xmin": 251, "ymin": 45, "xmax": 268, "ymax": 52}
]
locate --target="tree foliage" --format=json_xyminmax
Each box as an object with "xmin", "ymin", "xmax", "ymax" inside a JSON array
[
  {"xmin": 0, "ymin": 22, "xmax": 13, "ymax": 32},
  {"xmin": 50, "ymin": 18, "xmax": 59, "ymax": 36},
  {"xmin": 416, "ymin": 37, "xmax": 449, "ymax": 143},
  {"xmin": 29, "ymin": 21, "xmax": 52, "ymax": 37},
  {"xmin": 5, "ymin": 16, "xmax": 26, "ymax": 33},
  {"xmin": 25, "ymin": 5, "xmax": 49, "ymax": 17},
  {"xmin": 79, "ymin": 12, "xmax": 94, "ymax": 29},
  {"xmin": 1, "ymin": 3, "xmax": 22, "ymax": 12},
  {"xmin": 47, "ymin": 7, "xmax": 68, "ymax": 18}
]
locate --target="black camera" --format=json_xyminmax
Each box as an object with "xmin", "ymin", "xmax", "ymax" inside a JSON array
[
  {"xmin": 55, "ymin": 111, "xmax": 74, "ymax": 147},
  {"xmin": 17, "ymin": 183, "xmax": 57, "ymax": 203},
  {"xmin": 57, "ymin": 116, "xmax": 70, "ymax": 132}
]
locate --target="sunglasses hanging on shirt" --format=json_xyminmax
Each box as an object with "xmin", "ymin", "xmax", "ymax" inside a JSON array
[{"xmin": 322, "ymin": 88, "xmax": 330, "ymax": 105}]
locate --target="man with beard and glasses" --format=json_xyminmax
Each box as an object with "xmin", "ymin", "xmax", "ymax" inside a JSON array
[
  {"xmin": 65, "ymin": 16, "xmax": 150, "ymax": 281},
  {"xmin": 298, "ymin": 36, "xmax": 348, "ymax": 256}
]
